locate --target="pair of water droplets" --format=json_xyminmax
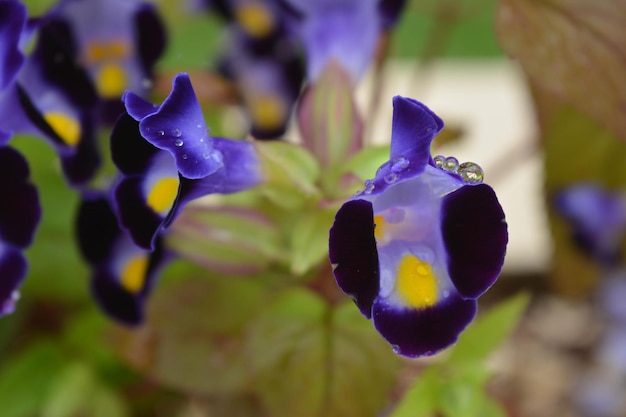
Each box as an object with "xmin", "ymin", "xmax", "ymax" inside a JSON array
[
  {"xmin": 433, "ymin": 155, "xmax": 484, "ymax": 183},
  {"xmin": 359, "ymin": 156, "xmax": 411, "ymax": 195},
  {"xmin": 154, "ymin": 124, "xmax": 214, "ymax": 161}
]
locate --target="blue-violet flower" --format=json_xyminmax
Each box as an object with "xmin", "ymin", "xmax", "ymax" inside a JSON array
[
  {"xmin": 329, "ymin": 96, "xmax": 508, "ymax": 357},
  {"xmin": 112, "ymin": 72, "xmax": 263, "ymax": 250}
]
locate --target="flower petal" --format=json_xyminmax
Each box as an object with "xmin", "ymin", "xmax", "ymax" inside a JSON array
[
  {"xmin": 0, "ymin": 244, "xmax": 27, "ymax": 316},
  {"xmin": 123, "ymin": 90, "xmax": 158, "ymax": 121},
  {"xmin": 372, "ymin": 292, "xmax": 477, "ymax": 357},
  {"xmin": 0, "ymin": 147, "xmax": 41, "ymax": 248},
  {"xmin": 441, "ymin": 183, "xmax": 507, "ymax": 299},
  {"xmin": 0, "ymin": 0, "xmax": 26, "ymax": 90},
  {"xmin": 138, "ymin": 73, "xmax": 221, "ymax": 179},
  {"xmin": 111, "ymin": 112, "xmax": 159, "ymax": 176},
  {"xmin": 329, "ymin": 199, "xmax": 379, "ymax": 318}
]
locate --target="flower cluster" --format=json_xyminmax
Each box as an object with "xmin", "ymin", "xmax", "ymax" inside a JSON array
[{"xmin": 0, "ymin": 0, "xmax": 508, "ymax": 361}]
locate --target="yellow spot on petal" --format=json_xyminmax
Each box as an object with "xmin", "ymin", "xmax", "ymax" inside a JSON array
[
  {"xmin": 374, "ymin": 215, "xmax": 386, "ymax": 240},
  {"xmin": 84, "ymin": 40, "xmax": 131, "ymax": 64},
  {"xmin": 96, "ymin": 64, "xmax": 127, "ymax": 99},
  {"xmin": 43, "ymin": 112, "xmax": 81, "ymax": 146},
  {"xmin": 248, "ymin": 95, "xmax": 287, "ymax": 131},
  {"xmin": 147, "ymin": 177, "xmax": 179, "ymax": 215},
  {"xmin": 235, "ymin": 2, "xmax": 275, "ymax": 38},
  {"xmin": 121, "ymin": 255, "xmax": 149, "ymax": 294},
  {"xmin": 396, "ymin": 255, "xmax": 439, "ymax": 309}
]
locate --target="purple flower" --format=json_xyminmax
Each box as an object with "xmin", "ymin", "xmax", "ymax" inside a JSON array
[
  {"xmin": 77, "ymin": 194, "xmax": 169, "ymax": 325},
  {"xmin": 112, "ymin": 73, "xmax": 264, "ymax": 250},
  {"xmin": 0, "ymin": 0, "xmax": 42, "ymax": 145},
  {"xmin": 329, "ymin": 96, "xmax": 508, "ymax": 357},
  {"xmin": 0, "ymin": 146, "xmax": 41, "ymax": 316},
  {"xmin": 283, "ymin": 0, "xmax": 380, "ymax": 82},
  {"xmin": 554, "ymin": 183, "xmax": 626, "ymax": 265}
]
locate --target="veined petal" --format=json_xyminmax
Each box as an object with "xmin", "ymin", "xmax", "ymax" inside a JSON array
[
  {"xmin": 441, "ymin": 184, "xmax": 507, "ymax": 299},
  {"xmin": 0, "ymin": 244, "xmax": 27, "ymax": 316},
  {"xmin": 0, "ymin": 147, "xmax": 41, "ymax": 249},
  {"xmin": 372, "ymin": 291, "xmax": 477, "ymax": 357},
  {"xmin": 138, "ymin": 73, "xmax": 221, "ymax": 180},
  {"xmin": 329, "ymin": 199, "xmax": 379, "ymax": 318}
]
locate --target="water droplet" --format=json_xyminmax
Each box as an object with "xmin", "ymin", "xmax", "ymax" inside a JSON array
[
  {"xmin": 196, "ymin": 123, "xmax": 203, "ymax": 129},
  {"xmin": 384, "ymin": 172, "xmax": 398, "ymax": 184},
  {"xmin": 174, "ymin": 139, "xmax": 184, "ymax": 147},
  {"xmin": 390, "ymin": 156, "xmax": 409, "ymax": 172},
  {"xmin": 202, "ymin": 150, "xmax": 211, "ymax": 159},
  {"xmin": 433, "ymin": 155, "xmax": 445, "ymax": 168},
  {"xmin": 363, "ymin": 180, "xmax": 375, "ymax": 195},
  {"xmin": 157, "ymin": 130, "xmax": 165, "ymax": 136},
  {"xmin": 354, "ymin": 189, "xmax": 363, "ymax": 196},
  {"xmin": 443, "ymin": 156, "xmax": 459, "ymax": 172},
  {"xmin": 145, "ymin": 127, "xmax": 151, "ymax": 132},
  {"xmin": 172, "ymin": 128, "xmax": 182, "ymax": 137},
  {"xmin": 391, "ymin": 344, "xmax": 401, "ymax": 354},
  {"xmin": 182, "ymin": 154, "xmax": 188, "ymax": 160},
  {"xmin": 199, "ymin": 137, "xmax": 204, "ymax": 143},
  {"xmin": 458, "ymin": 161, "xmax": 484, "ymax": 183},
  {"xmin": 211, "ymin": 150, "xmax": 223, "ymax": 164}
]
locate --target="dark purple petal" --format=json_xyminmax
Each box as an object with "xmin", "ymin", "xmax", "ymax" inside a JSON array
[
  {"xmin": 0, "ymin": 0, "xmax": 26, "ymax": 90},
  {"xmin": 389, "ymin": 96, "xmax": 443, "ymax": 165},
  {"xmin": 123, "ymin": 90, "xmax": 158, "ymax": 121},
  {"xmin": 168, "ymin": 137, "xmax": 262, "ymax": 226},
  {"xmin": 378, "ymin": 0, "xmax": 407, "ymax": 30},
  {"xmin": 90, "ymin": 269, "xmax": 145, "ymax": 326},
  {"xmin": 114, "ymin": 176, "xmax": 167, "ymax": 250},
  {"xmin": 138, "ymin": 73, "xmax": 221, "ymax": 179},
  {"xmin": 59, "ymin": 116, "xmax": 100, "ymax": 186},
  {"xmin": 135, "ymin": 4, "xmax": 167, "ymax": 78},
  {"xmin": 329, "ymin": 199, "xmax": 379, "ymax": 318},
  {"xmin": 0, "ymin": 244, "xmax": 27, "ymax": 316},
  {"xmin": 372, "ymin": 292, "xmax": 477, "ymax": 357},
  {"xmin": 441, "ymin": 184, "xmax": 507, "ymax": 299},
  {"xmin": 111, "ymin": 113, "xmax": 159, "ymax": 175},
  {"xmin": 76, "ymin": 194, "xmax": 121, "ymax": 265},
  {"xmin": 0, "ymin": 147, "xmax": 41, "ymax": 248}
]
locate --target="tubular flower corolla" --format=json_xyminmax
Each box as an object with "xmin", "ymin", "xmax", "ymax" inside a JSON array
[
  {"xmin": 112, "ymin": 73, "xmax": 263, "ymax": 250},
  {"xmin": 329, "ymin": 96, "xmax": 508, "ymax": 357}
]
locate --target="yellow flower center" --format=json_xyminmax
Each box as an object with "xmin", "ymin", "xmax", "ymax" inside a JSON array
[
  {"xmin": 95, "ymin": 64, "xmax": 127, "ymax": 99},
  {"xmin": 146, "ymin": 177, "xmax": 179, "ymax": 215},
  {"xmin": 120, "ymin": 255, "xmax": 149, "ymax": 294},
  {"xmin": 396, "ymin": 254, "xmax": 439, "ymax": 309},
  {"xmin": 235, "ymin": 2, "xmax": 275, "ymax": 38},
  {"xmin": 248, "ymin": 94, "xmax": 287, "ymax": 131},
  {"xmin": 43, "ymin": 112, "xmax": 81, "ymax": 146}
]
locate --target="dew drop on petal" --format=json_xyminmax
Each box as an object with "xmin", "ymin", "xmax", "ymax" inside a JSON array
[
  {"xmin": 172, "ymin": 128, "xmax": 182, "ymax": 137},
  {"xmin": 391, "ymin": 344, "xmax": 401, "ymax": 354},
  {"xmin": 210, "ymin": 150, "xmax": 223, "ymax": 164},
  {"xmin": 458, "ymin": 161, "xmax": 484, "ymax": 183},
  {"xmin": 174, "ymin": 139, "xmax": 184, "ymax": 147},
  {"xmin": 196, "ymin": 123, "xmax": 203, "ymax": 129},
  {"xmin": 384, "ymin": 172, "xmax": 398, "ymax": 184},
  {"xmin": 363, "ymin": 180, "xmax": 375, "ymax": 195},
  {"xmin": 202, "ymin": 150, "xmax": 211, "ymax": 159},
  {"xmin": 443, "ymin": 156, "xmax": 459, "ymax": 172},
  {"xmin": 182, "ymin": 154, "xmax": 188, "ymax": 159},
  {"xmin": 157, "ymin": 130, "xmax": 165, "ymax": 136},
  {"xmin": 433, "ymin": 155, "xmax": 445, "ymax": 168},
  {"xmin": 391, "ymin": 156, "xmax": 409, "ymax": 172}
]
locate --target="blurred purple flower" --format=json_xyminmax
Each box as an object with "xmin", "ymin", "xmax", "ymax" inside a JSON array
[
  {"xmin": 554, "ymin": 183, "xmax": 626, "ymax": 265},
  {"xmin": 77, "ymin": 194, "xmax": 169, "ymax": 325},
  {"xmin": 329, "ymin": 96, "xmax": 507, "ymax": 357},
  {"xmin": 0, "ymin": 147, "xmax": 41, "ymax": 316}
]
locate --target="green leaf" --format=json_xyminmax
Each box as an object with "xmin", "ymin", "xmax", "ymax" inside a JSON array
[
  {"xmin": 256, "ymin": 141, "xmax": 321, "ymax": 209},
  {"xmin": 496, "ymin": 0, "xmax": 626, "ymax": 141},
  {"xmin": 42, "ymin": 362, "xmax": 129, "ymax": 417},
  {"xmin": 448, "ymin": 292, "xmax": 530, "ymax": 365},
  {"xmin": 289, "ymin": 207, "xmax": 337, "ymax": 275},
  {"xmin": 343, "ymin": 145, "xmax": 391, "ymax": 181},
  {"xmin": 388, "ymin": 368, "xmax": 441, "ymax": 417},
  {"xmin": 115, "ymin": 274, "xmax": 269, "ymax": 396},
  {"xmin": 246, "ymin": 290, "xmax": 399, "ymax": 417},
  {"xmin": 0, "ymin": 340, "xmax": 65, "ymax": 417},
  {"xmin": 167, "ymin": 205, "xmax": 285, "ymax": 274}
]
